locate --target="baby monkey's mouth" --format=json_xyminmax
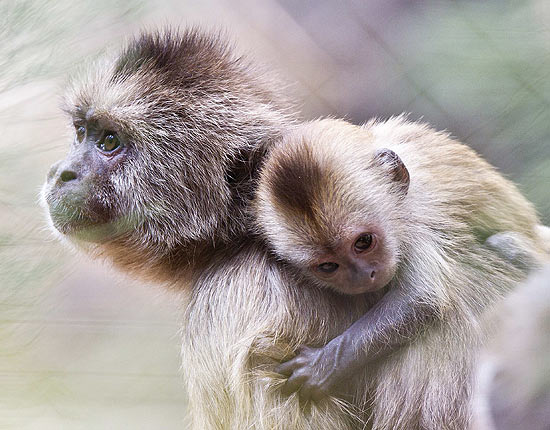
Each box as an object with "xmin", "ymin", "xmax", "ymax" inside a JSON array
[{"xmin": 336, "ymin": 281, "xmax": 388, "ymax": 296}]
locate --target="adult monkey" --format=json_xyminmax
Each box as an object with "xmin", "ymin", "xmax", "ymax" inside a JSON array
[
  {"xmin": 42, "ymin": 29, "xmax": 543, "ymax": 429},
  {"xmin": 42, "ymin": 28, "xmax": 373, "ymax": 429}
]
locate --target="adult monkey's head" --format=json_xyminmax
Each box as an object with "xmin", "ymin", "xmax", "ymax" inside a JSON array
[{"xmin": 42, "ymin": 28, "xmax": 296, "ymax": 278}]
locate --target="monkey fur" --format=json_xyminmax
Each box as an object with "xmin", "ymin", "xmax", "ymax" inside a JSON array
[
  {"xmin": 472, "ymin": 264, "xmax": 550, "ymax": 430},
  {"xmin": 42, "ymin": 28, "xmax": 547, "ymax": 429},
  {"xmin": 535, "ymin": 224, "xmax": 550, "ymax": 254},
  {"xmin": 254, "ymin": 117, "xmax": 547, "ymax": 428},
  {"xmin": 42, "ymin": 28, "xmax": 377, "ymax": 429}
]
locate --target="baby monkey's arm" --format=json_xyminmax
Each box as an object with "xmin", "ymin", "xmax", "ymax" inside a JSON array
[
  {"xmin": 276, "ymin": 288, "xmax": 435, "ymax": 402},
  {"xmin": 277, "ymin": 231, "xmax": 542, "ymax": 403}
]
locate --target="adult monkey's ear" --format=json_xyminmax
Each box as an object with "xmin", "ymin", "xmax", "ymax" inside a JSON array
[{"xmin": 373, "ymin": 148, "xmax": 410, "ymax": 195}]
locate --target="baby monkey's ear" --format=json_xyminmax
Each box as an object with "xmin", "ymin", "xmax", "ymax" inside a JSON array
[{"xmin": 373, "ymin": 149, "xmax": 410, "ymax": 195}]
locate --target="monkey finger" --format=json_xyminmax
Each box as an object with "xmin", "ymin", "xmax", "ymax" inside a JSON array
[
  {"xmin": 310, "ymin": 386, "xmax": 329, "ymax": 402},
  {"xmin": 298, "ymin": 384, "xmax": 313, "ymax": 404},
  {"xmin": 281, "ymin": 373, "xmax": 307, "ymax": 396},
  {"xmin": 276, "ymin": 359, "xmax": 300, "ymax": 376},
  {"xmin": 296, "ymin": 345, "xmax": 314, "ymax": 354}
]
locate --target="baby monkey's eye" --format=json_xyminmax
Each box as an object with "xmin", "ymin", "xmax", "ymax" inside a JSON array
[
  {"xmin": 97, "ymin": 132, "xmax": 121, "ymax": 153},
  {"xmin": 317, "ymin": 262, "xmax": 339, "ymax": 273},
  {"xmin": 75, "ymin": 125, "xmax": 86, "ymax": 143},
  {"xmin": 354, "ymin": 233, "xmax": 374, "ymax": 252}
]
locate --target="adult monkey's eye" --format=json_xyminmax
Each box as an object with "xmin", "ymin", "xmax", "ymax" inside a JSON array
[
  {"xmin": 354, "ymin": 233, "xmax": 374, "ymax": 252},
  {"xmin": 317, "ymin": 262, "xmax": 339, "ymax": 273},
  {"xmin": 75, "ymin": 125, "xmax": 86, "ymax": 142},
  {"xmin": 97, "ymin": 132, "xmax": 121, "ymax": 153}
]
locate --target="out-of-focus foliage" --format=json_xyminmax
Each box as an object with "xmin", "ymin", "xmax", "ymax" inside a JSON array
[
  {"xmin": 1, "ymin": 0, "xmax": 548, "ymax": 428},
  {"xmin": 0, "ymin": 0, "xmax": 145, "ymax": 90},
  {"xmin": 411, "ymin": 0, "xmax": 550, "ymax": 223},
  {"xmin": 278, "ymin": 0, "xmax": 550, "ymax": 223}
]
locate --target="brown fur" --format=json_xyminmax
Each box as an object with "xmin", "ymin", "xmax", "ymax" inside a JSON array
[{"xmin": 254, "ymin": 118, "xmax": 547, "ymax": 429}]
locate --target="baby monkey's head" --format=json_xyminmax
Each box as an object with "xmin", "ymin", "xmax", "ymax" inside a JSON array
[{"xmin": 255, "ymin": 119, "xmax": 410, "ymax": 295}]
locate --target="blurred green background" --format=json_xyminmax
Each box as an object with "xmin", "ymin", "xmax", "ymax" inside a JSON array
[{"xmin": 1, "ymin": 0, "xmax": 549, "ymax": 428}]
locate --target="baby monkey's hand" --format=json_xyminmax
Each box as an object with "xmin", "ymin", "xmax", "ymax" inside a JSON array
[{"xmin": 276, "ymin": 335, "xmax": 360, "ymax": 402}]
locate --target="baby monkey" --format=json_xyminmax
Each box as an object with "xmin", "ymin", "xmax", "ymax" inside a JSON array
[{"xmin": 254, "ymin": 117, "xmax": 546, "ymax": 404}]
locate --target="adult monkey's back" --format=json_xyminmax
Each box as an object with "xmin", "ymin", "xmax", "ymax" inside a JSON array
[{"xmin": 41, "ymin": 29, "xmax": 375, "ymax": 428}]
